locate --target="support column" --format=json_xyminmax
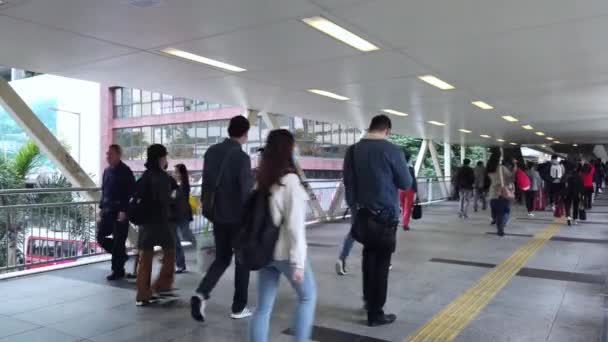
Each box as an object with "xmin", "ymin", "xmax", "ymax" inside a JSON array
[
  {"xmin": 429, "ymin": 140, "xmax": 449, "ymax": 197},
  {"xmin": 0, "ymin": 78, "xmax": 97, "ymax": 198},
  {"xmin": 414, "ymin": 139, "xmax": 429, "ymax": 176},
  {"xmin": 260, "ymin": 112, "xmax": 327, "ymax": 220},
  {"xmin": 482, "ymin": 148, "xmax": 488, "ymax": 163},
  {"xmin": 443, "ymin": 142, "xmax": 452, "ymax": 180},
  {"xmin": 460, "ymin": 144, "xmax": 466, "ymax": 164}
]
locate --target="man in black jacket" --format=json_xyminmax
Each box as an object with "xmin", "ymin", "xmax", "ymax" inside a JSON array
[
  {"xmin": 97, "ymin": 144, "xmax": 135, "ymax": 280},
  {"xmin": 191, "ymin": 116, "xmax": 253, "ymax": 322},
  {"xmin": 457, "ymin": 158, "xmax": 475, "ymax": 219}
]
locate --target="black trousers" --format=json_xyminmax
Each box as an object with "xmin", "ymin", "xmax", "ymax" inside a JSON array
[
  {"xmin": 362, "ymin": 245, "xmax": 392, "ymax": 321},
  {"xmin": 525, "ymin": 190, "xmax": 536, "ymax": 213},
  {"xmin": 196, "ymin": 223, "xmax": 249, "ymax": 313},
  {"xmin": 96, "ymin": 209, "xmax": 129, "ymax": 273},
  {"xmin": 564, "ymin": 196, "xmax": 580, "ymax": 220},
  {"xmin": 584, "ymin": 186, "xmax": 594, "ymax": 209},
  {"xmin": 548, "ymin": 183, "xmax": 563, "ymax": 205}
]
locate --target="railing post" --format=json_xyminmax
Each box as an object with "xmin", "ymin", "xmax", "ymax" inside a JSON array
[{"xmin": 427, "ymin": 178, "xmax": 433, "ymax": 203}]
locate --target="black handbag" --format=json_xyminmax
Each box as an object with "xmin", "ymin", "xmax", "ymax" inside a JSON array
[
  {"xmin": 348, "ymin": 145, "xmax": 397, "ymax": 251},
  {"xmin": 412, "ymin": 198, "xmax": 422, "ymax": 220},
  {"xmin": 202, "ymin": 148, "xmax": 239, "ymax": 222},
  {"xmin": 579, "ymin": 207, "xmax": 587, "ymax": 221}
]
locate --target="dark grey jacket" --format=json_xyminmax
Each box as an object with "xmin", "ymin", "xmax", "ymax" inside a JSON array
[{"xmin": 202, "ymin": 139, "xmax": 253, "ymax": 225}]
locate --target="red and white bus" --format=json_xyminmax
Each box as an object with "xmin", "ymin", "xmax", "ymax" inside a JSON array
[{"xmin": 23, "ymin": 229, "xmax": 103, "ymax": 269}]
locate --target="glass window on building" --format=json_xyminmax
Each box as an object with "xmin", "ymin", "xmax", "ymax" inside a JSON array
[
  {"xmin": 152, "ymin": 101, "xmax": 161, "ymax": 115},
  {"xmin": 114, "ymin": 88, "xmax": 122, "ymax": 106},
  {"xmin": 207, "ymin": 120, "xmax": 222, "ymax": 145},
  {"xmin": 152, "ymin": 126, "xmax": 162, "ymax": 144},
  {"xmin": 132, "ymin": 89, "xmax": 141, "ymax": 103}
]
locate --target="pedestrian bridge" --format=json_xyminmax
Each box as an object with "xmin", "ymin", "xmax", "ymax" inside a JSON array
[{"xmin": 1, "ymin": 196, "xmax": 606, "ymax": 342}]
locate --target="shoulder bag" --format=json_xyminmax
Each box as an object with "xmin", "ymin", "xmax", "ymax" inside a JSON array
[
  {"xmin": 499, "ymin": 165, "xmax": 515, "ymax": 200},
  {"xmin": 202, "ymin": 147, "xmax": 239, "ymax": 222}
]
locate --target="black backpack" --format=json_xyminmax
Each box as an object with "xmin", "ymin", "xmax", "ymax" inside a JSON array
[
  {"xmin": 128, "ymin": 176, "xmax": 150, "ymax": 225},
  {"xmin": 235, "ymin": 189, "xmax": 281, "ymax": 271}
]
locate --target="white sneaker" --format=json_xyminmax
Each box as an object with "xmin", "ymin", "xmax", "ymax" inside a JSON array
[
  {"xmin": 335, "ymin": 259, "xmax": 348, "ymax": 276},
  {"xmin": 567, "ymin": 217, "xmax": 572, "ymax": 226},
  {"xmin": 528, "ymin": 212, "xmax": 535, "ymax": 217},
  {"xmin": 231, "ymin": 307, "xmax": 253, "ymax": 319}
]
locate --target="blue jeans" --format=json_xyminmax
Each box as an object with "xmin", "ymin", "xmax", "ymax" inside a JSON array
[
  {"xmin": 339, "ymin": 233, "xmax": 355, "ymax": 261},
  {"xmin": 490, "ymin": 198, "xmax": 511, "ymax": 233},
  {"xmin": 249, "ymin": 260, "xmax": 317, "ymax": 342},
  {"xmin": 175, "ymin": 220, "xmax": 195, "ymax": 269}
]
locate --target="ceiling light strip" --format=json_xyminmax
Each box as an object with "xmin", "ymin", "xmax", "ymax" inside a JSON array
[
  {"xmin": 428, "ymin": 120, "xmax": 446, "ymax": 126},
  {"xmin": 418, "ymin": 75, "xmax": 455, "ymax": 90},
  {"xmin": 382, "ymin": 109, "xmax": 408, "ymax": 117},
  {"xmin": 471, "ymin": 101, "xmax": 493, "ymax": 110},
  {"xmin": 161, "ymin": 48, "xmax": 246, "ymax": 72},
  {"xmin": 302, "ymin": 16, "xmax": 379, "ymax": 52},
  {"xmin": 502, "ymin": 115, "xmax": 519, "ymax": 122},
  {"xmin": 307, "ymin": 89, "xmax": 350, "ymax": 101}
]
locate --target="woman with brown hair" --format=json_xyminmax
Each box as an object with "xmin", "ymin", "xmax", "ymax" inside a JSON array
[{"xmin": 249, "ymin": 129, "xmax": 317, "ymax": 342}]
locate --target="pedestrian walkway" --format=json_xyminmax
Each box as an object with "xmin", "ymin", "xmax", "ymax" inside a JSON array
[{"xmin": 1, "ymin": 198, "xmax": 607, "ymax": 342}]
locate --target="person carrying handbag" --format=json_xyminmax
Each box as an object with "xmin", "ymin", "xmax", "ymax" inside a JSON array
[
  {"xmin": 486, "ymin": 149, "xmax": 514, "ymax": 237},
  {"xmin": 343, "ymin": 115, "xmax": 412, "ymax": 327}
]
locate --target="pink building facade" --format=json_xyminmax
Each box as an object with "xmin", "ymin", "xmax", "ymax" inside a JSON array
[{"xmin": 100, "ymin": 87, "xmax": 353, "ymax": 180}]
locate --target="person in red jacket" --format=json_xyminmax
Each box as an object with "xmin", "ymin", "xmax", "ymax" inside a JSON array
[
  {"xmin": 580, "ymin": 161, "xmax": 595, "ymax": 209},
  {"xmin": 399, "ymin": 150, "xmax": 418, "ymax": 230}
]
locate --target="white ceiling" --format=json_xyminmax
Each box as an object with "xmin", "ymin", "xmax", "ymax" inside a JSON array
[{"xmin": 1, "ymin": 0, "xmax": 608, "ymax": 144}]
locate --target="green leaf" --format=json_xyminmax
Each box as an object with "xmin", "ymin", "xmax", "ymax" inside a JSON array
[{"xmin": 11, "ymin": 140, "xmax": 41, "ymax": 179}]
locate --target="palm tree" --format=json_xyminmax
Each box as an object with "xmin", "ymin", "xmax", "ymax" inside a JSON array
[{"xmin": 0, "ymin": 140, "xmax": 89, "ymax": 270}]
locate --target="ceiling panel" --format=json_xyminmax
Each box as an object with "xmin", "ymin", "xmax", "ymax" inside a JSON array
[
  {"xmin": 61, "ymin": 51, "xmax": 224, "ymax": 91},
  {"xmin": 404, "ymin": 16, "xmax": 608, "ymax": 96},
  {"xmin": 0, "ymin": 15, "xmax": 133, "ymax": 73},
  {"xmin": 244, "ymin": 51, "xmax": 427, "ymax": 89},
  {"xmin": 168, "ymin": 19, "xmax": 361, "ymax": 72},
  {"xmin": 0, "ymin": 0, "xmax": 319, "ymax": 49},
  {"xmin": 335, "ymin": 0, "xmax": 608, "ymax": 49}
]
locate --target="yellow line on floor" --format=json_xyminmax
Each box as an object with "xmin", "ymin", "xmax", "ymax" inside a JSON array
[{"xmin": 405, "ymin": 222, "xmax": 562, "ymax": 342}]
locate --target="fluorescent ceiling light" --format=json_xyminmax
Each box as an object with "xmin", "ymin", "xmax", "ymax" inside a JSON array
[
  {"xmin": 554, "ymin": 141, "xmax": 561, "ymax": 144},
  {"xmin": 480, "ymin": 134, "xmax": 491, "ymax": 139},
  {"xmin": 502, "ymin": 115, "xmax": 519, "ymax": 122},
  {"xmin": 471, "ymin": 101, "xmax": 493, "ymax": 110},
  {"xmin": 541, "ymin": 144, "xmax": 547, "ymax": 148},
  {"xmin": 307, "ymin": 89, "xmax": 350, "ymax": 101},
  {"xmin": 161, "ymin": 48, "xmax": 246, "ymax": 72},
  {"xmin": 535, "ymin": 132, "xmax": 545, "ymax": 136},
  {"xmin": 302, "ymin": 16, "xmax": 379, "ymax": 52},
  {"xmin": 522, "ymin": 125, "xmax": 534, "ymax": 130},
  {"xmin": 459, "ymin": 129, "xmax": 472, "ymax": 134},
  {"xmin": 382, "ymin": 109, "xmax": 408, "ymax": 117},
  {"xmin": 428, "ymin": 120, "xmax": 446, "ymax": 126},
  {"xmin": 546, "ymin": 137, "xmax": 554, "ymax": 141},
  {"xmin": 496, "ymin": 139, "xmax": 505, "ymax": 142},
  {"xmin": 510, "ymin": 142, "xmax": 518, "ymax": 146},
  {"xmin": 573, "ymin": 144, "xmax": 578, "ymax": 147},
  {"xmin": 418, "ymin": 75, "xmax": 455, "ymax": 90}
]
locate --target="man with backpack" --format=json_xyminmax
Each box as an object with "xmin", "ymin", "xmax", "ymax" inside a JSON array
[
  {"xmin": 548, "ymin": 155, "xmax": 565, "ymax": 209},
  {"xmin": 344, "ymin": 115, "xmax": 412, "ymax": 327},
  {"xmin": 191, "ymin": 116, "xmax": 254, "ymax": 322},
  {"xmin": 456, "ymin": 158, "xmax": 475, "ymax": 218}
]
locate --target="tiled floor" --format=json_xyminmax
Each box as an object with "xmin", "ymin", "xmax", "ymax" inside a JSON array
[{"xmin": 1, "ymin": 198, "xmax": 606, "ymax": 342}]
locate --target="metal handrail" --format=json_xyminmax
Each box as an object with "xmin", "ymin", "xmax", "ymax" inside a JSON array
[{"xmin": 0, "ymin": 187, "xmax": 100, "ymax": 195}]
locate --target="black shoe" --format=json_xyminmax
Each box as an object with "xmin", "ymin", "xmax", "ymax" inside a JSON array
[
  {"xmin": 176, "ymin": 267, "xmax": 187, "ymax": 274},
  {"xmin": 497, "ymin": 231, "xmax": 505, "ymax": 237},
  {"xmin": 368, "ymin": 314, "xmax": 397, "ymax": 327},
  {"xmin": 490, "ymin": 220, "xmax": 496, "ymax": 225},
  {"xmin": 106, "ymin": 271, "xmax": 125, "ymax": 281},
  {"xmin": 190, "ymin": 296, "xmax": 206, "ymax": 322}
]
